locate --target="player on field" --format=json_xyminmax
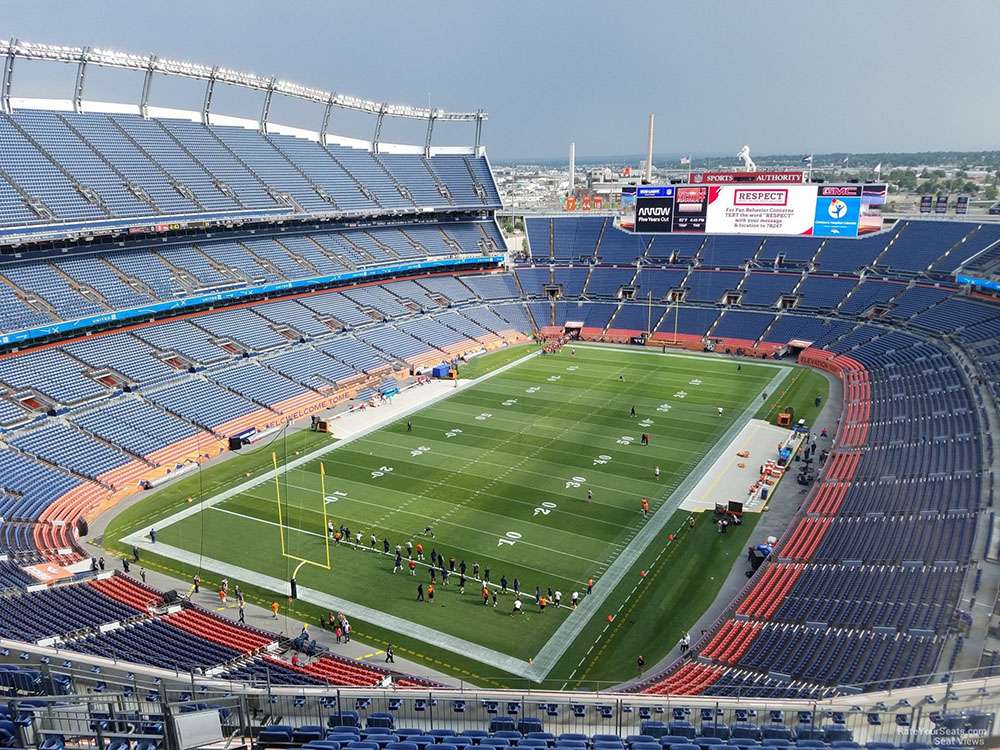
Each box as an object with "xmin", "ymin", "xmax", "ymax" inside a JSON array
[
  {"xmin": 513, "ymin": 577, "xmax": 520, "ymax": 596},
  {"xmin": 459, "ymin": 573, "xmax": 466, "ymax": 594},
  {"xmin": 717, "ymin": 407, "xmax": 724, "ymax": 416},
  {"xmin": 424, "ymin": 525, "xmax": 435, "ymax": 538},
  {"xmin": 408, "ymin": 559, "xmax": 417, "ymax": 576},
  {"xmin": 383, "ymin": 538, "xmax": 390, "ymax": 554},
  {"xmin": 484, "ymin": 567, "xmax": 491, "ymax": 584},
  {"xmin": 571, "ymin": 591, "xmax": 579, "ymax": 608},
  {"xmin": 512, "ymin": 599, "xmax": 523, "ymax": 615},
  {"xmin": 482, "ymin": 584, "xmax": 490, "ymax": 605},
  {"xmin": 587, "ymin": 488, "xmax": 593, "ymax": 502},
  {"xmin": 630, "ymin": 405, "xmax": 636, "ymax": 417},
  {"xmin": 641, "ymin": 497, "xmax": 650, "ymax": 516},
  {"xmin": 406, "ymin": 540, "xmax": 414, "ymax": 557},
  {"xmin": 416, "ymin": 584, "xmax": 424, "ymax": 602},
  {"xmin": 655, "ymin": 465, "xmax": 661, "ymax": 480},
  {"xmin": 328, "ymin": 520, "xmax": 335, "ymax": 538},
  {"xmin": 370, "ymin": 533, "xmax": 377, "ymax": 549},
  {"xmin": 415, "ymin": 542, "xmax": 424, "ymax": 561},
  {"xmin": 393, "ymin": 552, "xmax": 403, "ymax": 573},
  {"xmin": 427, "ymin": 584, "xmax": 435, "ymax": 603},
  {"xmin": 473, "ymin": 561, "xmax": 480, "ymax": 578},
  {"xmin": 500, "ymin": 575, "xmax": 508, "ymax": 593}
]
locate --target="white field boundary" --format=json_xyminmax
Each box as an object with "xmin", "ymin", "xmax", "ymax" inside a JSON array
[{"xmin": 123, "ymin": 346, "xmax": 793, "ymax": 682}]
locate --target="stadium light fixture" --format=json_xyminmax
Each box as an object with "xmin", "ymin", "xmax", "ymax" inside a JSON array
[{"xmin": 1, "ymin": 37, "xmax": 489, "ymax": 156}]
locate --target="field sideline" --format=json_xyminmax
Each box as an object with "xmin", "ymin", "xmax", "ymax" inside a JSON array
[{"xmin": 111, "ymin": 345, "xmax": 798, "ymax": 685}]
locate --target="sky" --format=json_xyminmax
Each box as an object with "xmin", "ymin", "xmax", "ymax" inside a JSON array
[{"xmin": 2, "ymin": 1, "xmax": 998, "ymax": 161}]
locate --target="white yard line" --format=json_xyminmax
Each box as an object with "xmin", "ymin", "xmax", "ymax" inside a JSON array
[
  {"xmin": 208, "ymin": 505, "xmax": 591, "ymax": 588},
  {"xmin": 211, "ymin": 495, "xmax": 608, "ymax": 567},
  {"xmin": 256, "ymin": 473, "xmax": 640, "ymax": 532}
]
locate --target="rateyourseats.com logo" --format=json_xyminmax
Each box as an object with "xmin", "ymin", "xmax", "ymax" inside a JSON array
[{"xmin": 897, "ymin": 726, "xmax": 990, "ymax": 746}]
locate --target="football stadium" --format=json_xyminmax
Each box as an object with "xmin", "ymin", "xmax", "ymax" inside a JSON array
[{"xmin": 0, "ymin": 4, "xmax": 998, "ymax": 749}]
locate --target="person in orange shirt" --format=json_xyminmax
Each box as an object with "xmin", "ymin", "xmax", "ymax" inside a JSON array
[
  {"xmin": 408, "ymin": 559, "xmax": 417, "ymax": 576},
  {"xmin": 415, "ymin": 542, "xmax": 424, "ymax": 561},
  {"xmin": 218, "ymin": 588, "xmax": 226, "ymax": 605},
  {"xmin": 271, "ymin": 601, "xmax": 280, "ymax": 618},
  {"xmin": 587, "ymin": 578, "xmax": 594, "ymax": 595},
  {"xmin": 640, "ymin": 497, "xmax": 650, "ymax": 516},
  {"xmin": 538, "ymin": 596, "xmax": 548, "ymax": 613},
  {"xmin": 427, "ymin": 583, "xmax": 435, "ymax": 603},
  {"xmin": 481, "ymin": 585, "xmax": 490, "ymax": 606}
]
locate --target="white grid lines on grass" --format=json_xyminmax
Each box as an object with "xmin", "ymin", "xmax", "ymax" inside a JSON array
[
  {"xmin": 375, "ymin": 354, "xmax": 668, "ymax": 550},
  {"xmin": 228, "ymin": 484, "xmax": 623, "ymax": 564}
]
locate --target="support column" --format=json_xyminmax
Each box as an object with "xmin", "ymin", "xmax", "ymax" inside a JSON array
[
  {"xmin": 72, "ymin": 47, "xmax": 89, "ymax": 114},
  {"xmin": 372, "ymin": 103, "xmax": 387, "ymax": 154},
  {"xmin": 260, "ymin": 76, "xmax": 276, "ymax": 133},
  {"xmin": 424, "ymin": 112, "xmax": 436, "ymax": 158},
  {"xmin": 474, "ymin": 110, "xmax": 484, "ymax": 151},
  {"xmin": 201, "ymin": 66, "xmax": 218, "ymax": 125},
  {"xmin": 140, "ymin": 56, "xmax": 157, "ymax": 118},
  {"xmin": 1, "ymin": 39, "xmax": 17, "ymax": 115},
  {"xmin": 319, "ymin": 94, "xmax": 334, "ymax": 146}
]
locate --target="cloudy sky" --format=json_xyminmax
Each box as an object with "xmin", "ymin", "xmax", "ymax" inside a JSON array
[{"xmin": 4, "ymin": 1, "xmax": 998, "ymax": 160}]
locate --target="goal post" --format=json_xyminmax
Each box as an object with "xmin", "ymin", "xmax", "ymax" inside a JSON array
[{"xmin": 272, "ymin": 452, "xmax": 331, "ymax": 573}]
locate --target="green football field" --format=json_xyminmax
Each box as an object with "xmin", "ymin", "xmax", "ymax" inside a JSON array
[{"xmin": 111, "ymin": 345, "xmax": 793, "ymax": 684}]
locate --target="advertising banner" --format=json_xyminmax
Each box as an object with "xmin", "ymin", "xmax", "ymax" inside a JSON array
[
  {"xmin": 813, "ymin": 184, "xmax": 862, "ymax": 237},
  {"xmin": 634, "ymin": 186, "xmax": 675, "ymax": 233},
  {"xmin": 705, "ymin": 184, "xmax": 818, "ymax": 235},
  {"xmin": 690, "ymin": 171, "xmax": 805, "ymax": 184},
  {"xmin": 620, "ymin": 179, "xmax": 887, "ymax": 237},
  {"xmin": 858, "ymin": 184, "xmax": 888, "ymax": 235},
  {"xmin": 619, "ymin": 186, "xmax": 637, "ymax": 231},
  {"xmin": 672, "ymin": 186, "xmax": 708, "ymax": 233}
]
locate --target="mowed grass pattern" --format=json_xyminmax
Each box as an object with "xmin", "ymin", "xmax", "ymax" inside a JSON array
[{"xmin": 158, "ymin": 347, "xmax": 776, "ymax": 659}]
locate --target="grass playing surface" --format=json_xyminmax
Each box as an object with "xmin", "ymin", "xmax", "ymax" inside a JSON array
[{"xmin": 107, "ymin": 345, "xmax": 788, "ymax": 684}]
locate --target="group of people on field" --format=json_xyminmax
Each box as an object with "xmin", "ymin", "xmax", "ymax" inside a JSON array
[{"xmin": 323, "ymin": 520, "xmax": 598, "ymax": 615}]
